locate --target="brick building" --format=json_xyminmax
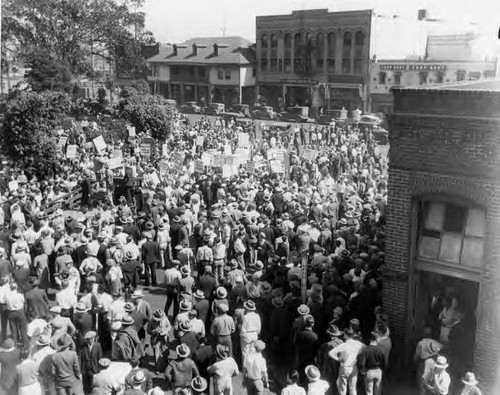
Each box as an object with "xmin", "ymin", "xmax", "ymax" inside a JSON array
[
  {"xmin": 146, "ymin": 36, "xmax": 256, "ymax": 107},
  {"xmin": 386, "ymin": 80, "xmax": 500, "ymax": 393}
]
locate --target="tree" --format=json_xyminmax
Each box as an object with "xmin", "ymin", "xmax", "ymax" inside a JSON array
[
  {"xmin": 117, "ymin": 92, "xmax": 173, "ymax": 141},
  {"xmin": 0, "ymin": 91, "xmax": 72, "ymax": 166},
  {"xmin": 2, "ymin": 0, "xmax": 155, "ymax": 80},
  {"xmin": 25, "ymin": 48, "xmax": 74, "ymax": 93}
]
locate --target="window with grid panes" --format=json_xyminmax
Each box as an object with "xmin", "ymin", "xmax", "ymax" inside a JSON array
[{"xmin": 418, "ymin": 201, "xmax": 486, "ymax": 268}]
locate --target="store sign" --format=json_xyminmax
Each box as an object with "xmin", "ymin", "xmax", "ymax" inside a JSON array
[{"xmin": 379, "ymin": 64, "xmax": 447, "ymax": 71}]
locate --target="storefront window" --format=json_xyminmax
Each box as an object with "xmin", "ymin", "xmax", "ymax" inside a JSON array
[
  {"xmin": 394, "ymin": 72, "xmax": 402, "ymax": 85},
  {"xmin": 418, "ymin": 201, "xmax": 485, "ymax": 268}
]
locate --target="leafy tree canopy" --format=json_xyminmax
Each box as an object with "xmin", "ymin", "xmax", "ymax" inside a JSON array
[
  {"xmin": 117, "ymin": 91, "xmax": 173, "ymax": 141},
  {"xmin": 0, "ymin": 91, "xmax": 72, "ymax": 165},
  {"xmin": 2, "ymin": 0, "xmax": 155, "ymax": 78},
  {"xmin": 25, "ymin": 48, "xmax": 74, "ymax": 93}
]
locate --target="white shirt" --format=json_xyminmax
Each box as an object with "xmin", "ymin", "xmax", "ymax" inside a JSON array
[
  {"xmin": 282, "ymin": 384, "xmax": 307, "ymax": 395},
  {"xmin": 244, "ymin": 352, "xmax": 267, "ymax": 380},
  {"xmin": 5, "ymin": 290, "xmax": 25, "ymax": 310},
  {"xmin": 307, "ymin": 380, "xmax": 330, "ymax": 395},
  {"xmin": 329, "ymin": 338, "xmax": 365, "ymax": 368}
]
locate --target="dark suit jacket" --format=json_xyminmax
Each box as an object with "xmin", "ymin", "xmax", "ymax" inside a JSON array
[
  {"xmin": 79, "ymin": 342, "xmax": 103, "ymax": 375},
  {"xmin": 0, "ymin": 349, "xmax": 20, "ymax": 392},
  {"xmin": 25, "ymin": 286, "xmax": 49, "ymax": 319},
  {"xmin": 141, "ymin": 241, "xmax": 160, "ymax": 264}
]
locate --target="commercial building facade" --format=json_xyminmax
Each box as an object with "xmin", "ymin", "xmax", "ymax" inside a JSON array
[
  {"xmin": 255, "ymin": 9, "xmax": 373, "ymax": 114},
  {"xmin": 370, "ymin": 33, "xmax": 499, "ymax": 113},
  {"xmin": 385, "ymin": 80, "xmax": 500, "ymax": 393},
  {"xmin": 146, "ymin": 36, "xmax": 256, "ymax": 107}
]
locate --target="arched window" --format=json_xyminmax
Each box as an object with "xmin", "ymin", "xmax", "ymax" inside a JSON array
[
  {"xmin": 284, "ymin": 33, "xmax": 292, "ymax": 73},
  {"xmin": 294, "ymin": 33, "xmax": 302, "ymax": 72},
  {"xmin": 342, "ymin": 31, "xmax": 352, "ymax": 73},
  {"xmin": 327, "ymin": 32, "xmax": 336, "ymax": 73},
  {"xmin": 316, "ymin": 32, "xmax": 325, "ymax": 71},
  {"xmin": 270, "ymin": 34, "xmax": 278, "ymax": 72},
  {"xmin": 354, "ymin": 31, "xmax": 364, "ymax": 74},
  {"xmin": 261, "ymin": 34, "xmax": 268, "ymax": 49}
]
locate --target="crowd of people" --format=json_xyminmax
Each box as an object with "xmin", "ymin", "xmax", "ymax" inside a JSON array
[{"xmin": 0, "ymin": 110, "xmax": 482, "ymax": 395}]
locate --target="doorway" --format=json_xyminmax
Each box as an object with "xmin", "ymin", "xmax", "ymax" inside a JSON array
[{"xmin": 412, "ymin": 270, "xmax": 478, "ymax": 379}]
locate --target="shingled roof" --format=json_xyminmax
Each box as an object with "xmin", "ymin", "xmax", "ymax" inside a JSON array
[{"xmin": 147, "ymin": 36, "xmax": 256, "ymax": 66}]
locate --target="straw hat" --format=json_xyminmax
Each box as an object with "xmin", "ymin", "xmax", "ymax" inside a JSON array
[
  {"xmin": 435, "ymin": 356, "xmax": 449, "ymax": 369},
  {"xmin": 305, "ymin": 365, "xmax": 321, "ymax": 382},
  {"xmin": 462, "ymin": 372, "xmax": 478, "ymax": 386},
  {"xmin": 176, "ymin": 343, "xmax": 190, "ymax": 358}
]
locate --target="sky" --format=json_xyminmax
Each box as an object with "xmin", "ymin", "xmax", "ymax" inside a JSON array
[{"xmin": 143, "ymin": 0, "xmax": 500, "ymax": 44}]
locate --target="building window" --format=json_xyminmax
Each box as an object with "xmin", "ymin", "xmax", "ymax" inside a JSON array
[
  {"xmin": 261, "ymin": 59, "xmax": 268, "ymax": 71},
  {"xmin": 394, "ymin": 72, "xmax": 402, "ymax": 85},
  {"xmin": 418, "ymin": 200, "xmax": 485, "ymax": 268},
  {"xmin": 252, "ymin": 68, "xmax": 256, "ymax": 77},
  {"xmin": 435, "ymin": 71, "xmax": 444, "ymax": 83},
  {"xmin": 270, "ymin": 34, "xmax": 278, "ymax": 51},
  {"xmin": 327, "ymin": 32, "xmax": 336, "ymax": 73},
  {"xmin": 316, "ymin": 32, "xmax": 325, "ymax": 71},
  {"xmin": 294, "ymin": 58, "xmax": 302, "ymax": 73},
  {"xmin": 261, "ymin": 34, "xmax": 268, "ymax": 49},
  {"xmin": 469, "ymin": 71, "xmax": 481, "ymax": 80},
  {"xmin": 270, "ymin": 59, "xmax": 278, "ymax": 72},
  {"xmin": 342, "ymin": 32, "xmax": 352, "ymax": 74},
  {"xmin": 419, "ymin": 71, "xmax": 428, "ymax": 85},
  {"xmin": 342, "ymin": 58, "xmax": 351, "ymax": 74},
  {"xmin": 198, "ymin": 67, "xmax": 206, "ymax": 78},
  {"xmin": 284, "ymin": 59, "xmax": 292, "ymax": 73},
  {"xmin": 484, "ymin": 70, "xmax": 494, "ymax": 78},
  {"xmin": 327, "ymin": 59, "xmax": 335, "ymax": 73},
  {"xmin": 278, "ymin": 59, "xmax": 283, "ymax": 72},
  {"xmin": 225, "ymin": 70, "xmax": 231, "ymax": 80},
  {"xmin": 378, "ymin": 72, "xmax": 386, "ymax": 84},
  {"xmin": 354, "ymin": 59, "xmax": 362, "ymax": 74},
  {"xmin": 456, "ymin": 70, "xmax": 466, "ymax": 81},
  {"xmin": 218, "ymin": 69, "xmax": 224, "ymax": 80},
  {"xmin": 294, "ymin": 33, "xmax": 302, "ymax": 58},
  {"xmin": 151, "ymin": 65, "xmax": 159, "ymax": 77},
  {"xmin": 353, "ymin": 31, "xmax": 364, "ymax": 74}
]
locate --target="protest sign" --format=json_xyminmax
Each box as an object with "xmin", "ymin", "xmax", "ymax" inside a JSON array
[
  {"xmin": 270, "ymin": 160, "xmax": 284, "ymax": 173},
  {"xmin": 196, "ymin": 136, "xmax": 205, "ymax": 146},
  {"xmin": 246, "ymin": 161, "xmax": 255, "ymax": 174},
  {"xmin": 237, "ymin": 132, "xmax": 250, "ymax": 148},
  {"xmin": 159, "ymin": 161, "xmax": 169, "ymax": 176},
  {"xmin": 112, "ymin": 150, "xmax": 123, "ymax": 159},
  {"xmin": 66, "ymin": 145, "xmax": 78, "ymax": 159},
  {"xmin": 107, "ymin": 157, "xmax": 122, "ymax": 169},
  {"xmin": 140, "ymin": 144, "xmax": 151, "ymax": 158},
  {"xmin": 93, "ymin": 135, "xmax": 106, "ymax": 152},
  {"xmin": 224, "ymin": 144, "xmax": 232, "ymax": 155},
  {"xmin": 127, "ymin": 126, "xmax": 136, "ymax": 137},
  {"xmin": 194, "ymin": 160, "xmax": 204, "ymax": 174},
  {"xmin": 201, "ymin": 153, "xmax": 212, "ymax": 166},
  {"xmin": 8, "ymin": 181, "xmax": 18, "ymax": 192},
  {"xmin": 302, "ymin": 148, "xmax": 318, "ymax": 161},
  {"xmin": 150, "ymin": 171, "xmax": 160, "ymax": 187}
]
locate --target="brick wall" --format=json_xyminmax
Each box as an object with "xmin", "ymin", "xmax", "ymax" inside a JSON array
[{"xmin": 387, "ymin": 88, "xmax": 500, "ymax": 392}]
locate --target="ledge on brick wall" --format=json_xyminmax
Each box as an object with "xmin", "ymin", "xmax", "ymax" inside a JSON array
[{"xmin": 380, "ymin": 267, "xmax": 409, "ymax": 281}]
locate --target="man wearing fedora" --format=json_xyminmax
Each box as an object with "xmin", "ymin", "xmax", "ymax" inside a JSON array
[
  {"xmin": 305, "ymin": 364, "xmax": 330, "ymax": 395},
  {"xmin": 79, "ymin": 331, "xmax": 103, "ymax": 394},
  {"xmin": 318, "ymin": 324, "xmax": 344, "ymax": 389},
  {"xmin": 165, "ymin": 343, "xmax": 200, "ymax": 392},
  {"xmin": 240, "ymin": 300, "xmax": 262, "ymax": 366},
  {"xmin": 148, "ymin": 309, "xmax": 171, "ymax": 373},
  {"xmin": 460, "ymin": 372, "xmax": 481, "ymax": 395},
  {"xmin": 243, "ymin": 339, "xmax": 269, "ymax": 395},
  {"xmin": 421, "ymin": 355, "xmax": 451, "ymax": 395},
  {"xmin": 51, "ymin": 334, "xmax": 84, "ymax": 395},
  {"xmin": 210, "ymin": 303, "xmax": 235, "ymax": 358},
  {"xmin": 207, "ymin": 344, "xmax": 239, "ymax": 395},
  {"xmin": 91, "ymin": 358, "xmax": 122, "ymax": 394}
]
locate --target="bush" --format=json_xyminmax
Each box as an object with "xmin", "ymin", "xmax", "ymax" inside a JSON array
[{"xmin": 0, "ymin": 91, "xmax": 72, "ymax": 167}]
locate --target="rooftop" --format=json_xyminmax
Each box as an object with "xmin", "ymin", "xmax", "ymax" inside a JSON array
[
  {"xmin": 393, "ymin": 79, "xmax": 500, "ymax": 92},
  {"xmin": 146, "ymin": 36, "xmax": 255, "ymax": 65}
]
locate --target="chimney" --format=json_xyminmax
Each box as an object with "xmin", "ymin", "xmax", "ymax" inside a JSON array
[
  {"xmin": 193, "ymin": 44, "xmax": 198, "ymax": 56},
  {"xmin": 213, "ymin": 43, "xmax": 219, "ymax": 56},
  {"xmin": 418, "ymin": 9, "xmax": 428, "ymax": 20},
  {"xmin": 172, "ymin": 44, "xmax": 178, "ymax": 56}
]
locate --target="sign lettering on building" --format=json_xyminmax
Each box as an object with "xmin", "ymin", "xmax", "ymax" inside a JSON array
[{"xmin": 379, "ymin": 64, "xmax": 447, "ymax": 72}]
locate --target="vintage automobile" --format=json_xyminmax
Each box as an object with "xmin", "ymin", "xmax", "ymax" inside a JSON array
[
  {"xmin": 278, "ymin": 106, "xmax": 314, "ymax": 123},
  {"xmin": 180, "ymin": 101, "xmax": 201, "ymax": 114},
  {"xmin": 252, "ymin": 105, "xmax": 277, "ymax": 120},
  {"xmin": 204, "ymin": 102, "xmax": 225, "ymax": 115},
  {"xmin": 316, "ymin": 108, "xmax": 348, "ymax": 125},
  {"xmin": 228, "ymin": 104, "xmax": 251, "ymax": 117},
  {"xmin": 220, "ymin": 112, "xmax": 253, "ymax": 127}
]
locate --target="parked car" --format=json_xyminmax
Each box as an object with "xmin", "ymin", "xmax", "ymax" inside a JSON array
[
  {"xmin": 181, "ymin": 101, "xmax": 201, "ymax": 114},
  {"xmin": 204, "ymin": 103, "xmax": 225, "ymax": 115},
  {"xmin": 358, "ymin": 114, "xmax": 383, "ymax": 126},
  {"xmin": 252, "ymin": 105, "xmax": 277, "ymax": 120},
  {"xmin": 316, "ymin": 108, "xmax": 348, "ymax": 125},
  {"xmin": 228, "ymin": 104, "xmax": 251, "ymax": 117}
]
